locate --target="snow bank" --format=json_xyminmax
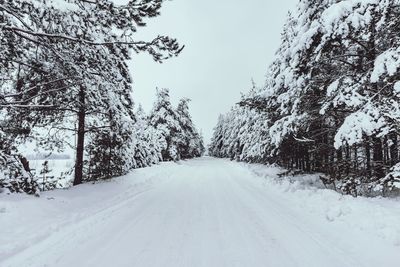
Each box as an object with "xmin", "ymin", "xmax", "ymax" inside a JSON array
[{"xmin": 242, "ymin": 162, "xmax": 400, "ymax": 247}]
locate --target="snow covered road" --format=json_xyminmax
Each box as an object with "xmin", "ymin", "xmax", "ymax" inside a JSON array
[{"xmin": 1, "ymin": 157, "xmax": 399, "ymax": 267}]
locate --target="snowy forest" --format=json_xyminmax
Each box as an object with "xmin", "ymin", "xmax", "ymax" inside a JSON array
[
  {"xmin": 209, "ymin": 0, "xmax": 400, "ymax": 197},
  {"xmin": 0, "ymin": 0, "xmax": 204, "ymax": 195},
  {"xmin": 2, "ymin": 1, "xmax": 400, "ymax": 266}
]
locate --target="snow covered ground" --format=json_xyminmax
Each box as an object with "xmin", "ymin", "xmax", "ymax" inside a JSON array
[
  {"xmin": 1, "ymin": 157, "xmax": 399, "ymax": 267},
  {"xmin": 28, "ymin": 158, "xmax": 74, "ymax": 189}
]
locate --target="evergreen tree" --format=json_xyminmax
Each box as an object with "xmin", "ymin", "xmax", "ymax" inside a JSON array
[
  {"xmin": 176, "ymin": 98, "xmax": 204, "ymax": 159},
  {"xmin": 209, "ymin": 114, "xmax": 228, "ymax": 158},
  {"xmin": 131, "ymin": 105, "xmax": 163, "ymax": 167},
  {"xmin": 86, "ymin": 112, "xmax": 136, "ymax": 181},
  {"xmin": 149, "ymin": 88, "xmax": 182, "ymax": 161}
]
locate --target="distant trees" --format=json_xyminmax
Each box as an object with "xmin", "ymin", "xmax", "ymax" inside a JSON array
[
  {"xmin": 176, "ymin": 98, "xmax": 205, "ymax": 159},
  {"xmin": 149, "ymin": 88, "xmax": 182, "ymax": 161},
  {"xmin": 209, "ymin": 0, "xmax": 400, "ymax": 196},
  {"xmin": 149, "ymin": 88, "xmax": 204, "ymax": 161},
  {"xmin": 209, "ymin": 102, "xmax": 270, "ymax": 163}
]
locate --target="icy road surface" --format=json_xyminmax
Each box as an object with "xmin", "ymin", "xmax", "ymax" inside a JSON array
[{"xmin": 1, "ymin": 157, "xmax": 399, "ymax": 267}]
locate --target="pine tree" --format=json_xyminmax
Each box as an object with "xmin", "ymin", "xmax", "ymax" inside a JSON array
[
  {"xmin": 131, "ymin": 105, "xmax": 163, "ymax": 167},
  {"xmin": 149, "ymin": 88, "xmax": 182, "ymax": 161},
  {"xmin": 176, "ymin": 98, "xmax": 204, "ymax": 159},
  {"xmin": 86, "ymin": 112, "xmax": 136, "ymax": 181}
]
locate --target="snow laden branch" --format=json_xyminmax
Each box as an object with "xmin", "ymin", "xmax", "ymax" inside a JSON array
[{"xmin": 2, "ymin": 26, "xmax": 184, "ymax": 62}]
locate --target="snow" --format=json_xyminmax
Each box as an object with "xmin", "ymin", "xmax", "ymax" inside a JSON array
[
  {"xmin": 321, "ymin": 0, "xmax": 375, "ymax": 36},
  {"xmin": 334, "ymin": 104, "xmax": 387, "ymax": 149},
  {"xmin": 33, "ymin": 0, "xmax": 79, "ymax": 12},
  {"xmin": 394, "ymin": 81, "xmax": 400, "ymax": 93},
  {"xmin": 245, "ymin": 162, "xmax": 400, "ymax": 247},
  {"xmin": 1, "ymin": 157, "xmax": 399, "ymax": 267},
  {"xmin": 385, "ymin": 163, "xmax": 400, "ymax": 189},
  {"xmin": 371, "ymin": 47, "xmax": 400, "ymax": 82},
  {"xmin": 269, "ymin": 113, "xmax": 307, "ymax": 148},
  {"xmin": 28, "ymin": 159, "xmax": 74, "ymax": 188},
  {"xmin": 326, "ymin": 79, "xmax": 340, "ymax": 97}
]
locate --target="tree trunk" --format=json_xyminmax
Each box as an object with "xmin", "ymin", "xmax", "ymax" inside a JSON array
[
  {"xmin": 305, "ymin": 145, "xmax": 311, "ymax": 172},
  {"xmin": 373, "ymin": 137, "xmax": 384, "ymax": 178},
  {"xmin": 354, "ymin": 145, "xmax": 358, "ymax": 171},
  {"xmin": 323, "ymin": 133, "xmax": 329, "ymax": 169},
  {"xmin": 337, "ymin": 148, "xmax": 343, "ymax": 162},
  {"xmin": 383, "ymin": 136, "xmax": 389, "ymax": 171},
  {"xmin": 73, "ymin": 86, "xmax": 86, "ymax": 186},
  {"xmin": 390, "ymin": 133, "xmax": 398, "ymax": 167},
  {"xmin": 345, "ymin": 144, "xmax": 351, "ymax": 176},
  {"xmin": 365, "ymin": 137, "xmax": 371, "ymax": 176}
]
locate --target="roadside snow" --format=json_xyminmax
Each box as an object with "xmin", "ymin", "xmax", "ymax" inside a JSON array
[{"xmin": 244, "ymin": 162, "xmax": 400, "ymax": 246}]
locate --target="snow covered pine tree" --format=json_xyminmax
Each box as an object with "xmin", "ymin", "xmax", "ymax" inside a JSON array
[
  {"xmin": 149, "ymin": 88, "xmax": 204, "ymax": 161},
  {"xmin": 176, "ymin": 98, "xmax": 205, "ymax": 159},
  {"xmin": 149, "ymin": 88, "xmax": 182, "ymax": 161}
]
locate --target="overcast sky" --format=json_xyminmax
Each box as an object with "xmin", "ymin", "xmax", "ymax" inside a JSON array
[{"xmin": 116, "ymin": 0, "xmax": 298, "ymax": 142}]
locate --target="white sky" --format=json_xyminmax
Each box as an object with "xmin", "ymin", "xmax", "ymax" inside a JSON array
[{"xmin": 116, "ymin": 0, "xmax": 298, "ymax": 142}]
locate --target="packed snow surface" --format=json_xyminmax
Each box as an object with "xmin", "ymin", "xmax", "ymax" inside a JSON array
[{"xmin": 1, "ymin": 157, "xmax": 399, "ymax": 267}]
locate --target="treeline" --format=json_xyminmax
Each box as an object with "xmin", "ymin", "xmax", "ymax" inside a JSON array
[
  {"xmin": 0, "ymin": 0, "xmax": 203, "ymax": 195},
  {"xmin": 209, "ymin": 0, "xmax": 400, "ymax": 196}
]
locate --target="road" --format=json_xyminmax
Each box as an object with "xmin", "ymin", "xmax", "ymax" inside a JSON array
[{"xmin": 1, "ymin": 158, "xmax": 398, "ymax": 267}]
